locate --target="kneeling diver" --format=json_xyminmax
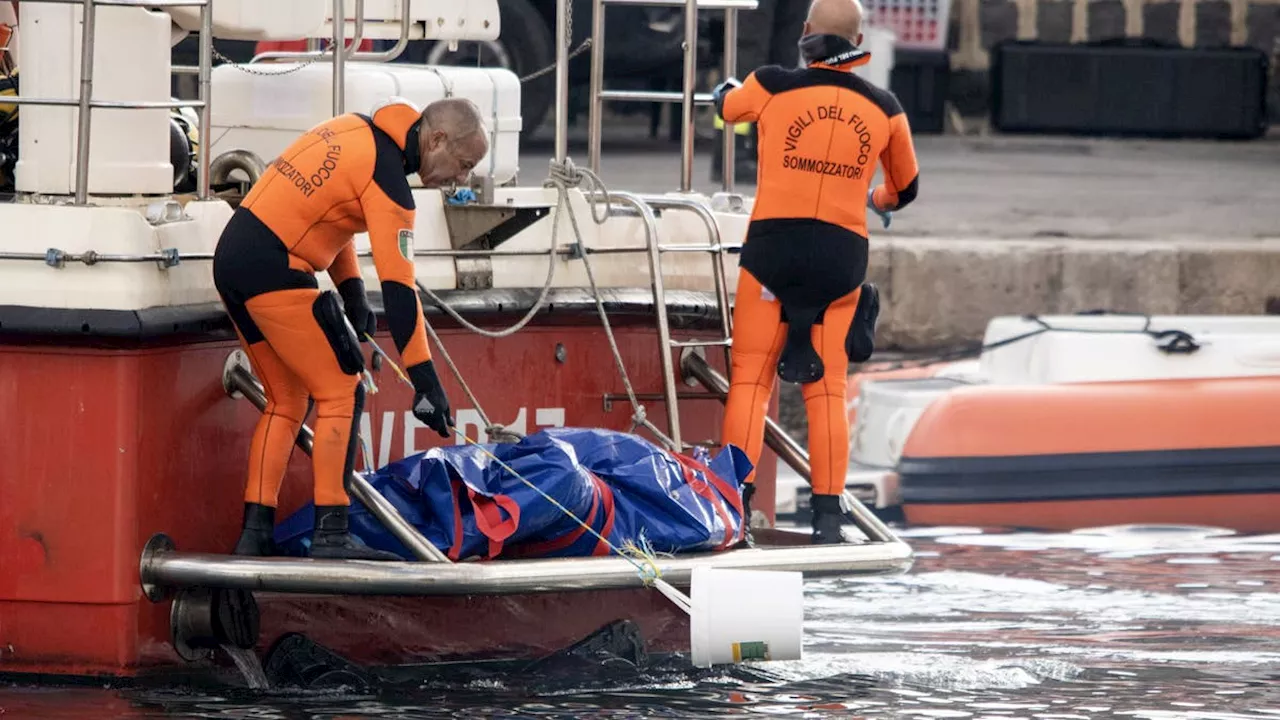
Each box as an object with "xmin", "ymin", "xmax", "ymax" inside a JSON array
[
  {"xmin": 714, "ymin": 0, "xmax": 919, "ymax": 544},
  {"xmin": 212, "ymin": 97, "xmax": 489, "ymax": 560}
]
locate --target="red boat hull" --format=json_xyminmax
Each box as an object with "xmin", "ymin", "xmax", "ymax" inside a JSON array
[{"xmin": 0, "ymin": 293, "xmax": 777, "ymax": 678}]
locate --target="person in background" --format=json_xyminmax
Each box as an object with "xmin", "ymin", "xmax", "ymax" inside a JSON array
[{"xmin": 713, "ymin": 0, "xmax": 918, "ymax": 544}]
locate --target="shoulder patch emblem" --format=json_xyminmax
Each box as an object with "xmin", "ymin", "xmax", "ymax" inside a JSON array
[{"xmin": 398, "ymin": 229, "xmax": 414, "ymax": 260}]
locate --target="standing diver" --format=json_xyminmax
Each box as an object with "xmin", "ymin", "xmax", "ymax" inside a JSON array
[
  {"xmin": 714, "ymin": 0, "xmax": 919, "ymax": 544},
  {"xmin": 213, "ymin": 97, "xmax": 490, "ymax": 560}
]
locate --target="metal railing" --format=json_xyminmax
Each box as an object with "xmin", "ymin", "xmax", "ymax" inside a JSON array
[
  {"xmin": 585, "ymin": 0, "xmax": 757, "ymax": 193},
  {"xmin": 248, "ymin": 0, "xmax": 415, "ymax": 66},
  {"xmin": 6, "ymin": 0, "xmax": 213, "ymax": 205}
]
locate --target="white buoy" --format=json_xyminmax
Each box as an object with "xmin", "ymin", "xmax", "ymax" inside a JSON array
[{"xmin": 687, "ymin": 567, "xmax": 804, "ymax": 668}]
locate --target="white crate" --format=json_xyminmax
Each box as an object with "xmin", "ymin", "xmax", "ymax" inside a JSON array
[{"xmin": 210, "ymin": 62, "xmax": 522, "ymax": 185}]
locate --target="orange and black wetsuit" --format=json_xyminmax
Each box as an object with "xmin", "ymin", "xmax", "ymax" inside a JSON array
[
  {"xmin": 715, "ymin": 34, "xmax": 919, "ymax": 542},
  {"xmin": 212, "ymin": 101, "xmax": 441, "ymax": 560}
]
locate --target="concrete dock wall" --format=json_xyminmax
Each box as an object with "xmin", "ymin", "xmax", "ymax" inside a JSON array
[{"xmin": 868, "ymin": 237, "xmax": 1280, "ymax": 349}]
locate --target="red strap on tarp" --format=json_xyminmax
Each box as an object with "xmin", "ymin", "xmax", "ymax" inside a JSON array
[
  {"xmin": 502, "ymin": 472, "xmax": 617, "ymax": 559},
  {"xmin": 447, "ymin": 477, "xmax": 466, "ymax": 561},
  {"xmin": 591, "ymin": 475, "xmax": 618, "ymax": 556},
  {"xmin": 445, "ymin": 477, "xmax": 521, "ymax": 560},
  {"xmin": 468, "ymin": 487, "xmax": 521, "ymax": 559},
  {"xmin": 674, "ymin": 453, "xmax": 746, "ymax": 550}
]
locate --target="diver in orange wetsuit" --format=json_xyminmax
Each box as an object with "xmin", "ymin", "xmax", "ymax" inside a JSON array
[
  {"xmin": 213, "ymin": 97, "xmax": 489, "ymax": 560},
  {"xmin": 714, "ymin": 0, "xmax": 919, "ymax": 544}
]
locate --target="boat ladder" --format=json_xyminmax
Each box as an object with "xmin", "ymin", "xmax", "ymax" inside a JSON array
[
  {"xmin": 584, "ymin": 0, "xmax": 758, "ymax": 193},
  {"xmin": 573, "ymin": 0, "xmax": 755, "ymax": 451}
]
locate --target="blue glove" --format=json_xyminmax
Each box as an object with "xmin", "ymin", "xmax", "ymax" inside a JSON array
[
  {"xmin": 867, "ymin": 188, "xmax": 892, "ymax": 229},
  {"xmin": 447, "ymin": 187, "xmax": 477, "ymax": 206}
]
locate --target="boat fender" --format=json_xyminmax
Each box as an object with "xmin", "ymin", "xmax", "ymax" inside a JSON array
[
  {"xmin": 846, "ymin": 282, "xmax": 880, "ymax": 363},
  {"xmin": 311, "ymin": 290, "xmax": 366, "ymax": 376},
  {"xmin": 168, "ymin": 114, "xmax": 195, "ymax": 190}
]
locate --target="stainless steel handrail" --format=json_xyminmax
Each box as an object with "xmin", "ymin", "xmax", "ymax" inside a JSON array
[
  {"xmin": 586, "ymin": 0, "xmax": 753, "ymax": 192},
  {"xmin": 680, "ymin": 352, "xmax": 904, "ymax": 545},
  {"xmin": 139, "ymin": 532, "xmax": 914, "ymax": 597},
  {"xmin": 554, "ymin": 0, "xmax": 570, "ymax": 164},
  {"xmin": 609, "ymin": 191, "xmax": 682, "ymax": 450},
  {"xmin": 0, "ymin": 243, "xmax": 745, "ymax": 266},
  {"xmin": 225, "ymin": 362, "xmax": 451, "ymax": 564},
  {"xmin": 637, "ymin": 195, "xmax": 734, "ymax": 370},
  {"xmin": 250, "ymin": 0, "xmax": 415, "ymax": 65},
  {"xmin": 332, "ymin": 0, "xmax": 345, "ymax": 115}
]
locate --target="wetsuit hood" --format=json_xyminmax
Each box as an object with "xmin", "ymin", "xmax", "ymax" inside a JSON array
[
  {"xmin": 402, "ymin": 119, "xmax": 422, "ymax": 176},
  {"xmin": 799, "ymin": 33, "xmax": 871, "ymax": 71}
]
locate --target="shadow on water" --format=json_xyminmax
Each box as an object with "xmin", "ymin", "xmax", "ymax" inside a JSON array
[{"xmin": 8, "ymin": 524, "xmax": 1280, "ymax": 718}]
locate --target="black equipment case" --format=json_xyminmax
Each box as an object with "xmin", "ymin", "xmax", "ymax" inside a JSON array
[{"xmin": 990, "ymin": 38, "xmax": 1271, "ymax": 140}]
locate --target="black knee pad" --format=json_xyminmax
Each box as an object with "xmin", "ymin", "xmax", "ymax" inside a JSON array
[
  {"xmin": 312, "ymin": 290, "xmax": 365, "ymax": 376},
  {"xmin": 845, "ymin": 282, "xmax": 880, "ymax": 364}
]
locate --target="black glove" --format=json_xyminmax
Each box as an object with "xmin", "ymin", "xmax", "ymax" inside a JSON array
[
  {"xmin": 408, "ymin": 360, "xmax": 452, "ymax": 438},
  {"xmin": 711, "ymin": 77, "xmax": 741, "ymax": 118},
  {"xmin": 336, "ymin": 277, "xmax": 377, "ymax": 341}
]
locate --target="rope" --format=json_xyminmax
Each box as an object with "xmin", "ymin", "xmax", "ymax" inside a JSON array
[
  {"xmin": 858, "ymin": 311, "xmax": 1201, "ymax": 374},
  {"xmin": 545, "ymin": 159, "xmax": 672, "ymax": 447},
  {"xmin": 415, "ymin": 177, "xmax": 567, "ymax": 339},
  {"xmin": 365, "ymin": 334, "xmax": 677, "ymax": 594},
  {"xmin": 413, "ymin": 157, "xmax": 668, "ymax": 450}
]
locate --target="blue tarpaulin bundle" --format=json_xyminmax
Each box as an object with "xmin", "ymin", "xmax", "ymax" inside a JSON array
[{"xmin": 274, "ymin": 427, "xmax": 753, "ymax": 561}]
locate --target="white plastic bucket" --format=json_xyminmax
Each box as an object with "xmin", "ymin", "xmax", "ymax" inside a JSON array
[{"xmin": 688, "ymin": 567, "xmax": 804, "ymax": 667}]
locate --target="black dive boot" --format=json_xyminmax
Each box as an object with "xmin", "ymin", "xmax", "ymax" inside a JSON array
[
  {"xmin": 734, "ymin": 483, "xmax": 757, "ymax": 549},
  {"xmin": 233, "ymin": 502, "xmax": 277, "ymax": 556},
  {"xmin": 309, "ymin": 505, "xmax": 403, "ymax": 561},
  {"xmin": 810, "ymin": 494, "xmax": 852, "ymax": 545}
]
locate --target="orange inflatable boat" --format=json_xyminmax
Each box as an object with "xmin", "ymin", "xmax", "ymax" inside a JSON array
[{"xmin": 844, "ymin": 313, "xmax": 1280, "ymax": 532}]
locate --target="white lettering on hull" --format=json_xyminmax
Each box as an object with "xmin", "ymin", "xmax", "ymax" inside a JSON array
[{"xmin": 356, "ymin": 407, "xmax": 568, "ymax": 471}]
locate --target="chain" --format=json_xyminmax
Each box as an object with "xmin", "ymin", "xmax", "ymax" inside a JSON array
[
  {"xmin": 519, "ymin": 39, "xmax": 592, "ymax": 83},
  {"xmin": 212, "ymin": 45, "xmax": 327, "ymax": 77},
  {"xmin": 211, "ymin": 25, "xmax": 591, "ymax": 85},
  {"xmin": 516, "ymin": 0, "xmax": 589, "ymax": 84}
]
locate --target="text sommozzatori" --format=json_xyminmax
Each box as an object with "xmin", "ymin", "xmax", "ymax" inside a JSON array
[
  {"xmin": 781, "ymin": 104, "xmax": 873, "ymax": 180},
  {"xmin": 273, "ymin": 127, "xmax": 344, "ymax": 199}
]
